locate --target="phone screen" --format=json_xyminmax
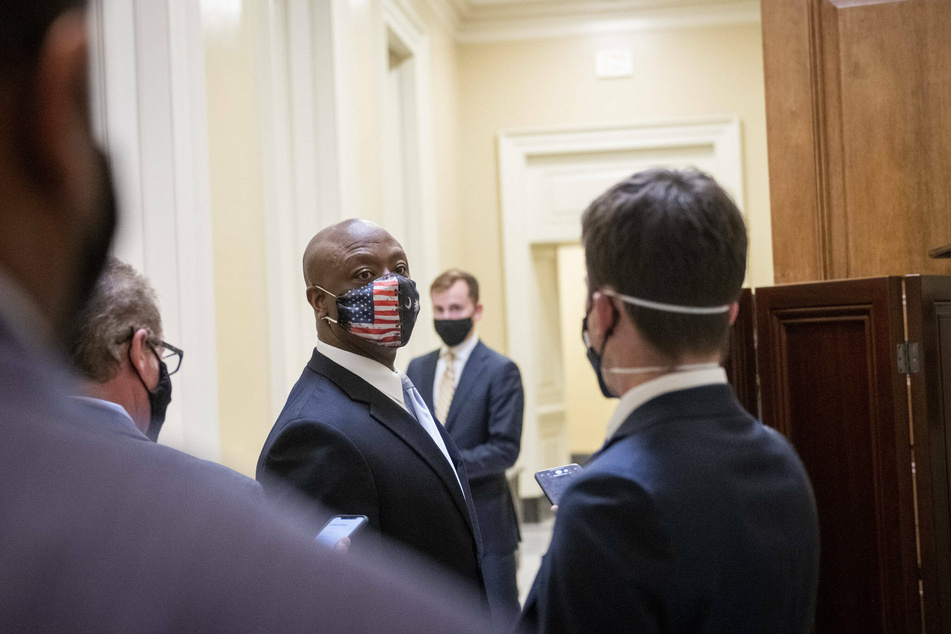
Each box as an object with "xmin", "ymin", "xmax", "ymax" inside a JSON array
[
  {"xmin": 315, "ymin": 515, "xmax": 368, "ymax": 547},
  {"xmin": 534, "ymin": 464, "xmax": 582, "ymax": 506}
]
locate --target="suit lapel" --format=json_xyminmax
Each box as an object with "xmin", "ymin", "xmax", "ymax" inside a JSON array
[
  {"xmin": 368, "ymin": 393, "xmax": 475, "ymax": 535},
  {"xmin": 444, "ymin": 341, "xmax": 487, "ymax": 430},
  {"xmin": 309, "ymin": 349, "xmax": 476, "ymax": 535}
]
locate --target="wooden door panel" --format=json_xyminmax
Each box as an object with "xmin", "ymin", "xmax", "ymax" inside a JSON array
[
  {"xmin": 762, "ymin": 0, "xmax": 951, "ymax": 283},
  {"xmin": 905, "ymin": 275, "xmax": 951, "ymax": 632},
  {"xmin": 756, "ymin": 277, "xmax": 918, "ymax": 633}
]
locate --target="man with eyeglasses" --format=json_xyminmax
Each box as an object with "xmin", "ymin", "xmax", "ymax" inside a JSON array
[{"xmin": 66, "ymin": 257, "xmax": 260, "ymax": 498}]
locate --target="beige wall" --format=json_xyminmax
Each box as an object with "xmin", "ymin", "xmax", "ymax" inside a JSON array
[
  {"xmin": 205, "ymin": 0, "xmax": 272, "ymax": 477},
  {"xmin": 456, "ymin": 24, "xmax": 773, "ymax": 361}
]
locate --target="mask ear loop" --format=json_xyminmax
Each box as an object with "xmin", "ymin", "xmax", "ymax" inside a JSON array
[{"xmin": 308, "ymin": 285, "xmax": 339, "ymax": 325}]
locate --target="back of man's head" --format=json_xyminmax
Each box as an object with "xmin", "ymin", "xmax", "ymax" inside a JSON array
[
  {"xmin": 582, "ymin": 168, "xmax": 747, "ymax": 358},
  {"xmin": 67, "ymin": 257, "xmax": 162, "ymax": 383}
]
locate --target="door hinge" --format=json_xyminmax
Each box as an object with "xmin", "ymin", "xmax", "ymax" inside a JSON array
[{"xmin": 897, "ymin": 342, "xmax": 920, "ymax": 375}]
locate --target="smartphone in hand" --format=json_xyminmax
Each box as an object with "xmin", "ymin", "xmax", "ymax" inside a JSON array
[
  {"xmin": 315, "ymin": 515, "xmax": 368, "ymax": 548},
  {"xmin": 534, "ymin": 464, "xmax": 582, "ymax": 506}
]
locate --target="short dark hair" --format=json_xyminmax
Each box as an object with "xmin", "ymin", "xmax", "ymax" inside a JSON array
[
  {"xmin": 67, "ymin": 257, "xmax": 163, "ymax": 383},
  {"xmin": 0, "ymin": 0, "xmax": 87, "ymax": 68},
  {"xmin": 430, "ymin": 269, "xmax": 479, "ymax": 304},
  {"xmin": 581, "ymin": 168, "xmax": 747, "ymax": 358}
]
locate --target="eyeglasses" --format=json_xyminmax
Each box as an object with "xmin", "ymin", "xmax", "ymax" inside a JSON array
[{"xmin": 117, "ymin": 328, "xmax": 184, "ymax": 376}]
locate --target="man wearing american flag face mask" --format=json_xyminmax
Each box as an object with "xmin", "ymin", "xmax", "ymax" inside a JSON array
[{"xmin": 257, "ymin": 219, "xmax": 487, "ymax": 605}]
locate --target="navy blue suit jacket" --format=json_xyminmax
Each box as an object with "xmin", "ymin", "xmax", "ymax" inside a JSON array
[
  {"xmin": 407, "ymin": 340, "xmax": 523, "ymax": 554},
  {"xmin": 520, "ymin": 384, "xmax": 819, "ymax": 633},
  {"xmin": 257, "ymin": 348, "xmax": 485, "ymax": 592}
]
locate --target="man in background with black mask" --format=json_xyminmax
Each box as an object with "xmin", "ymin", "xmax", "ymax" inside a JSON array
[
  {"xmin": 257, "ymin": 219, "xmax": 487, "ymax": 601},
  {"xmin": 519, "ymin": 168, "xmax": 819, "ymax": 633},
  {"xmin": 407, "ymin": 269, "xmax": 523, "ymax": 630}
]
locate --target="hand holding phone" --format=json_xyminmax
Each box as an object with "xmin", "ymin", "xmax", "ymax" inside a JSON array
[
  {"xmin": 315, "ymin": 515, "xmax": 368, "ymax": 549},
  {"xmin": 534, "ymin": 464, "xmax": 582, "ymax": 506}
]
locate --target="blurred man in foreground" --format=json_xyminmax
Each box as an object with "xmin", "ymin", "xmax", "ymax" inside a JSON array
[
  {"xmin": 0, "ymin": 2, "xmax": 488, "ymax": 630},
  {"xmin": 519, "ymin": 168, "xmax": 819, "ymax": 633},
  {"xmin": 407, "ymin": 269, "xmax": 523, "ymax": 628}
]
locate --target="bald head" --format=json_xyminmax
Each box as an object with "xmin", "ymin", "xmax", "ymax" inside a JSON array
[{"xmin": 303, "ymin": 219, "xmax": 397, "ymax": 288}]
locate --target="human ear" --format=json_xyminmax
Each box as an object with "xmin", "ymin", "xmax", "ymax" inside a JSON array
[
  {"xmin": 728, "ymin": 301, "xmax": 740, "ymax": 326},
  {"xmin": 129, "ymin": 329, "xmax": 155, "ymax": 380},
  {"xmin": 472, "ymin": 302, "xmax": 484, "ymax": 323}
]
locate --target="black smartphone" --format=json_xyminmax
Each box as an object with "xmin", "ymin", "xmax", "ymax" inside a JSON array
[
  {"xmin": 315, "ymin": 515, "xmax": 368, "ymax": 547},
  {"xmin": 534, "ymin": 464, "xmax": 582, "ymax": 506}
]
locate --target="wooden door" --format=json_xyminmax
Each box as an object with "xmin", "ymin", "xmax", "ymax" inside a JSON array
[
  {"xmin": 756, "ymin": 277, "xmax": 919, "ymax": 633},
  {"xmin": 905, "ymin": 276, "xmax": 951, "ymax": 632},
  {"xmin": 761, "ymin": 0, "xmax": 951, "ymax": 283}
]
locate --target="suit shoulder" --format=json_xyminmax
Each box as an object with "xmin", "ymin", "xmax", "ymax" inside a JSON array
[{"xmin": 478, "ymin": 343, "xmax": 519, "ymax": 371}]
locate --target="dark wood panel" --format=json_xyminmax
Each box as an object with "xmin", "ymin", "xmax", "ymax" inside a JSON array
[
  {"xmin": 905, "ymin": 275, "xmax": 951, "ymax": 633},
  {"xmin": 755, "ymin": 277, "xmax": 918, "ymax": 633},
  {"xmin": 761, "ymin": 0, "xmax": 951, "ymax": 283},
  {"xmin": 723, "ymin": 288, "xmax": 758, "ymax": 418}
]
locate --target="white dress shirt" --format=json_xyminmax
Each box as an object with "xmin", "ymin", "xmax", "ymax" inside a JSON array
[
  {"xmin": 315, "ymin": 339, "xmax": 464, "ymax": 495},
  {"xmin": 433, "ymin": 332, "xmax": 480, "ymax": 403},
  {"xmin": 604, "ymin": 365, "xmax": 728, "ymax": 441}
]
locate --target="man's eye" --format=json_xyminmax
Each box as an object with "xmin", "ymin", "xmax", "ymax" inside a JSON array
[
  {"xmin": 394, "ymin": 265, "xmax": 407, "ymax": 275},
  {"xmin": 356, "ymin": 270, "xmax": 374, "ymax": 280}
]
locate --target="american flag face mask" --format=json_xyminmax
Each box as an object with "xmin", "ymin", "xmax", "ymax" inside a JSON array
[{"xmin": 312, "ymin": 274, "xmax": 421, "ymax": 348}]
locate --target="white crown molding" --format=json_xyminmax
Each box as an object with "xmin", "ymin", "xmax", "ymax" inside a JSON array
[{"xmin": 425, "ymin": 0, "xmax": 760, "ymax": 43}]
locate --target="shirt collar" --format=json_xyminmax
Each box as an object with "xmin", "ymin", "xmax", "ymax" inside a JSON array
[
  {"xmin": 441, "ymin": 332, "xmax": 479, "ymax": 363},
  {"xmin": 605, "ymin": 366, "xmax": 728, "ymax": 441},
  {"xmin": 315, "ymin": 339, "xmax": 405, "ymax": 408},
  {"xmin": 73, "ymin": 396, "xmax": 138, "ymax": 428},
  {"xmin": 0, "ymin": 266, "xmax": 53, "ymax": 354}
]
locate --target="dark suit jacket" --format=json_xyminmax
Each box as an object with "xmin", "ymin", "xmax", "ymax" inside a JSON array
[
  {"xmin": 72, "ymin": 396, "xmax": 264, "ymax": 501},
  {"xmin": 520, "ymin": 384, "xmax": 819, "ymax": 634},
  {"xmin": 407, "ymin": 340, "xmax": 523, "ymax": 554},
  {"xmin": 257, "ymin": 348, "xmax": 485, "ymax": 592},
  {"xmin": 0, "ymin": 323, "xmax": 489, "ymax": 632}
]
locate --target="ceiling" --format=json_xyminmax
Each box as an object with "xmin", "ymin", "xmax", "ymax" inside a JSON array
[{"xmin": 425, "ymin": 0, "xmax": 761, "ymax": 42}]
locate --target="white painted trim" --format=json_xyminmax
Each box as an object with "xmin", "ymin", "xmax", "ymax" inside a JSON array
[
  {"xmin": 259, "ymin": 0, "xmax": 349, "ymax": 417},
  {"xmin": 425, "ymin": 0, "xmax": 759, "ymax": 42},
  {"xmin": 498, "ymin": 116, "xmax": 744, "ymax": 492},
  {"xmin": 89, "ymin": 0, "xmax": 220, "ymax": 459},
  {"xmin": 381, "ymin": 0, "xmax": 442, "ymax": 365}
]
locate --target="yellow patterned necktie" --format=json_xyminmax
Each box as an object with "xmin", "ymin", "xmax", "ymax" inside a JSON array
[{"xmin": 435, "ymin": 349, "xmax": 456, "ymax": 422}]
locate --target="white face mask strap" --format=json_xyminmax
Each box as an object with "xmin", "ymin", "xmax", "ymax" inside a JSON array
[
  {"xmin": 602, "ymin": 290, "xmax": 730, "ymax": 315},
  {"xmin": 308, "ymin": 284, "xmax": 337, "ymax": 299},
  {"xmin": 309, "ymin": 285, "xmax": 339, "ymax": 325}
]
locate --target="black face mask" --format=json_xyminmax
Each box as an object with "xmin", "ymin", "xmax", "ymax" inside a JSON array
[
  {"xmin": 434, "ymin": 318, "xmax": 473, "ymax": 347},
  {"xmin": 582, "ymin": 306, "xmax": 618, "ymax": 399},
  {"xmin": 129, "ymin": 344, "xmax": 173, "ymax": 442}
]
